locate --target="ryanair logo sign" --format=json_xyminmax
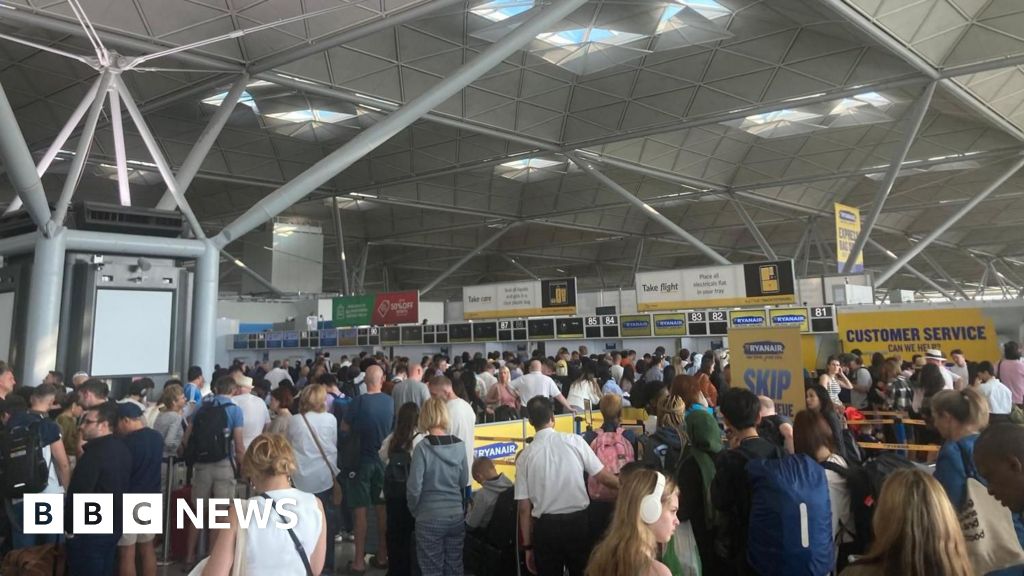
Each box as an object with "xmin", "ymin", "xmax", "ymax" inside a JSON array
[
  {"xmin": 743, "ymin": 341, "xmax": 785, "ymax": 356},
  {"xmin": 838, "ymin": 209, "xmax": 858, "ymax": 223},
  {"xmin": 474, "ymin": 442, "xmax": 518, "ymax": 460}
]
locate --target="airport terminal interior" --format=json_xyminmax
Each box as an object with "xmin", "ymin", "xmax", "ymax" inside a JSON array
[{"xmin": 3, "ymin": 0, "xmax": 1024, "ymax": 575}]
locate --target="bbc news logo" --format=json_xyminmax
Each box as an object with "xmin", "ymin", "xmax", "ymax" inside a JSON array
[{"xmin": 22, "ymin": 495, "xmax": 298, "ymax": 534}]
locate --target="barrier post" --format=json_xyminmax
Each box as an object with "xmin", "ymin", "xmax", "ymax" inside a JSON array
[{"xmin": 159, "ymin": 456, "xmax": 175, "ymax": 565}]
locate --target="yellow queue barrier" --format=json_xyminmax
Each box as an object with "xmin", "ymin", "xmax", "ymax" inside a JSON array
[{"xmin": 470, "ymin": 411, "xmax": 631, "ymax": 488}]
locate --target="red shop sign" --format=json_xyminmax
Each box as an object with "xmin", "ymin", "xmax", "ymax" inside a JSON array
[{"xmin": 372, "ymin": 291, "xmax": 419, "ymax": 325}]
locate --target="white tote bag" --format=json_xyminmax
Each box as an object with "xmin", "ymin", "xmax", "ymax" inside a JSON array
[
  {"xmin": 187, "ymin": 523, "xmax": 247, "ymax": 576},
  {"xmin": 959, "ymin": 448, "xmax": 1024, "ymax": 575}
]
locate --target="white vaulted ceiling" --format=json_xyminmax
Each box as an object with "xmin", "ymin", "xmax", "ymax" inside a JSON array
[{"xmin": 1, "ymin": 0, "xmax": 1024, "ymax": 300}]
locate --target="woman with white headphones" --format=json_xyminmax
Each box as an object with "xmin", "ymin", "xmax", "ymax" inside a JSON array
[{"xmin": 586, "ymin": 467, "xmax": 680, "ymax": 576}]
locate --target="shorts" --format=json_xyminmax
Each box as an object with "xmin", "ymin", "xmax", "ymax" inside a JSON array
[
  {"xmin": 345, "ymin": 458, "xmax": 385, "ymax": 509},
  {"xmin": 192, "ymin": 460, "xmax": 236, "ymax": 502},
  {"xmin": 117, "ymin": 532, "xmax": 156, "ymax": 546}
]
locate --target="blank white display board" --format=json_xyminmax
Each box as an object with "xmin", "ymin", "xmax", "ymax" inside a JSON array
[
  {"xmin": 91, "ymin": 289, "xmax": 173, "ymax": 376},
  {"xmin": 0, "ymin": 292, "xmax": 13, "ymax": 362}
]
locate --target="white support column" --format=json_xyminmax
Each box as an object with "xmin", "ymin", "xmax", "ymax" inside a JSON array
[
  {"xmin": 731, "ymin": 198, "xmax": 777, "ymax": 260},
  {"xmin": 567, "ymin": 153, "xmax": 730, "ymax": 265},
  {"xmin": 3, "ymin": 75, "xmax": 103, "ymax": 216},
  {"xmin": 213, "ymin": 0, "xmax": 591, "ymax": 249},
  {"xmin": 331, "ymin": 197, "xmax": 351, "ymax": 295},
  {"xmin": 0, "ymin": 81, "xmax": 53, "ymax": 230},
  {"xmin": 191, "ymin": 240, "xmax": 219, "ymax": 382},
  {"xmin": 867, "ymin": 238, "xmax": 955, "ymax": 301},
  {"xmin": 842, "ymin": 82, "xmax": 936, "ymax": 272},
  {"xmin": 115, "ymin": 77, "xmax": 207, "ymax": 239},
  {"xmin": 22, "ymin": 228, "xmax": 66, "ymax": 386},
  {"xmin": 154, "ymin": 73, "xmax": 250, "ymax": 211},
  {"xmin": 420, "ymin": 224, "xmax": 518, "ymax": 296},
  {"xmin": 876, "ymin": 155, "xmax": 1024, "ymax": 285},
  {"xmin": 53, "ymin": 71, "xmax": 113, "ymax": 226}
]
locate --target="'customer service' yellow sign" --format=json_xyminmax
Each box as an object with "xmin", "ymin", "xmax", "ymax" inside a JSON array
[{"xmin": 837, "ymin": 308, "xmax": 999, "ymax": 361}]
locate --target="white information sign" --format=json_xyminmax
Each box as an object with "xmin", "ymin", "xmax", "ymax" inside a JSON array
[{"xmin": 635, "ymin": 260, "xmax": 796, "ymax": 311}]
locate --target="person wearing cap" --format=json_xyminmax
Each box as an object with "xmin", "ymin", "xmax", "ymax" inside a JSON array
[
  {"xmin": 925, "ymin": 349, "xmax": 961, "ymax": 391},
  {"xmin": 231, "ymin": 375, "xmax": 270, "ymax": 451},
  {"xmin": 115, "ymin": 402, "xmax": 163, "ymax": 576}
]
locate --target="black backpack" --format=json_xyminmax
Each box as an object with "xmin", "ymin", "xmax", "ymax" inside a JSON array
[
  {"xmin": 383, "ymin": 448, "xmax": 412, "ymax": 499},
  {"xmin": 465, "ymin": 487, "xmax": 519, "ymax": 576},
  {"xmin": 185, "ymin": 403, "xmax": 230, "ymax": 465},
  {"xmin": 0, "ymin": 420, "xmax": 48, "ymax": 498},
  {"xmin": 756, "ymin": 415, "xmax": 787, "ymax": 451},
  {"xmin": 821, "ymin": 452, "xmax": 917, "ymax": 555}
]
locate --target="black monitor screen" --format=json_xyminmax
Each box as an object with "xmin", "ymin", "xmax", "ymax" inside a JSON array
[
  {"xmin": 401, "ymin": 325, "xmax": 423, "ymax": 343},
  {"xmin": 449, "ymin": 323, "xmax": 472, "ymax": 342},
  {"xmin": 528, "ymin": 319, "xmax": 555, "ymax": 340},
  {"xmin": 556, "ymin": 317, "xmax": 584, "ymax": 338},
  {"xmin": 472, "ymin": 322, "xmax": 497, "ymax": 341},
  {"xmin": 380, "ymin": 326, "xmax": 401, "ymax": 344}
]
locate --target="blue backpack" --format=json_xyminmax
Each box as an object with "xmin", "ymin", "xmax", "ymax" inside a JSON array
[{"xmin": 746, "ymin": 454, "xmax": 834, "ymax": 576}]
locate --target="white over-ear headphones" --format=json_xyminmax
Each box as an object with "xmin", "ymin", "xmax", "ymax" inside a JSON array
[{"xmin": 640, "ymin": 472, "xmax": 666, "ymax": 524}]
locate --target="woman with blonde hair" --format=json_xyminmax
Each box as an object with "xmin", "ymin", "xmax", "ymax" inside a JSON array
[
  {"xmin": 931, "ymin": 387, "xmax": 990, "ymax": 508},
  {"xmin": 485, "ymin": 365, "xmax": 520, "ymax": 415},
  {"xmin": 153, "ymin": 384, "xmax": 186, "ymax": 458},
  {"xmin": 285, "ymin": 384, "xmax": 339, "ymax": 573},
  {"xmin": 201, "ymin": 433, "xmax": 326, "ymax": 576},
  {"xmin": 407, "ymin": 397, "xmax": 468, "ymax": 576},
  {"xmin": 840, "ymin": 468, "xmax": 972, "ymax": 576},
  {"xmin": 586, "ymin": 468, "xmax": 680, "ymax": 576}
]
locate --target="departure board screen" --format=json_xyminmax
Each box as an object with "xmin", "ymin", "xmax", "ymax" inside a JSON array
[
  {"xmin": 472, "ymin": 321, "xmax": 497, "ymax": 342},
  {"xmin": 449, "ymin": 323, "xmax": 472, "ymax": 342},
  {"xmin": 528, "ymin": 319, "xmax": 555, "ymax": 340}
]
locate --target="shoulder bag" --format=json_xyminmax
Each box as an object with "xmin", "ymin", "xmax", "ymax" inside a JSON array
[
  {"xmin": 259, "ymin": 493, "xmax": 314, "ymax": 576},
  {"xmin": 958, "ymin": 444, "xmax": 1024, "ymax": 575},
  {"xmin": 301, "ymin": 414, "xmax": 343, "ymax": 506}
]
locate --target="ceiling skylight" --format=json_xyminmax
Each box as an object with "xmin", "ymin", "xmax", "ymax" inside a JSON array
[
  {"xmin": 496, "ymin": 157, "xmax": 565, "ymax": 182},
  {"xmin": 536, "ymin": 28, "xmax": 645, "ymax": 47},
  {"xmin": 202, "ymin": 90, "xmax": 256, "ymax": 110},
  {"xmin": 265, "ymin": 109, "xmax": 357, "ymax": 124},
  {"xmin": 676, "ymin": 0, "xmax": 731, "ymax": 19},
  {"xmin": 500, "ymin": 158, "xmax": 562, "ymax": 169},
  {"xmin": 471, "ymin": 0, "xmax": 535, "ymax": 22},
  {"xmin": 830, "ymin": 91, "xmax": 892, "ymax": 115}
]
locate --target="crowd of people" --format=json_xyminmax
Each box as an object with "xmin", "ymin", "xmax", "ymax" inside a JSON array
[{"xmin": 0, "ymin": 339, "xmax": 1022, "ymax": 575}]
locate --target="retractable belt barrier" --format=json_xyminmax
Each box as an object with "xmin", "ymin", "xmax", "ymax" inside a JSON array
[
  {"xmin": 850, "ymin": 418, "xmax": 928, "ymax": 426},
  {"xmin": 857, "ymin": 441, "xmax": 941, "ymax": 452}
]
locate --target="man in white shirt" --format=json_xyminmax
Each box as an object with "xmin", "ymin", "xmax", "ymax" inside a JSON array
[
  {"xmin": 263, "ymin": 360, "xmax": 291, "ymax": 390},
  {"xmin": 949, "ymin": 349, "xmax": 970, "ymax": 391},
  {"xmin": 516, "ymin": 396, "xmax": 618, "ymax": 576},
  {"xmin": 511, "ymin": 359, "xmax": 575, "ymax": 413},
  {"xmin": 926, "ymin": 349, "xmax": 961, "ymax": 390},
  {"xmin": 475, "ymin": 360, "xmax": 498, "ymax": 398},
  {"xmin": 976, "ymin": 361, "xmax": 1014, "ymax": 417},
  {"xmin": 428, "ymin": 375, "xmax": 477, "ymax": 490},
  {"xmin": 231, "ymin": 376, "xmax": 270, "ymax": 450},
  {"xmin": 609, "ymin": 352, "xmax": 624, "ymax": 384}
]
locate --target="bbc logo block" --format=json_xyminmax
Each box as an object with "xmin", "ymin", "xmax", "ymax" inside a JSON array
[{"xmin": 23, "ymin": 494, "xmax": 163, "ymax": 535}]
